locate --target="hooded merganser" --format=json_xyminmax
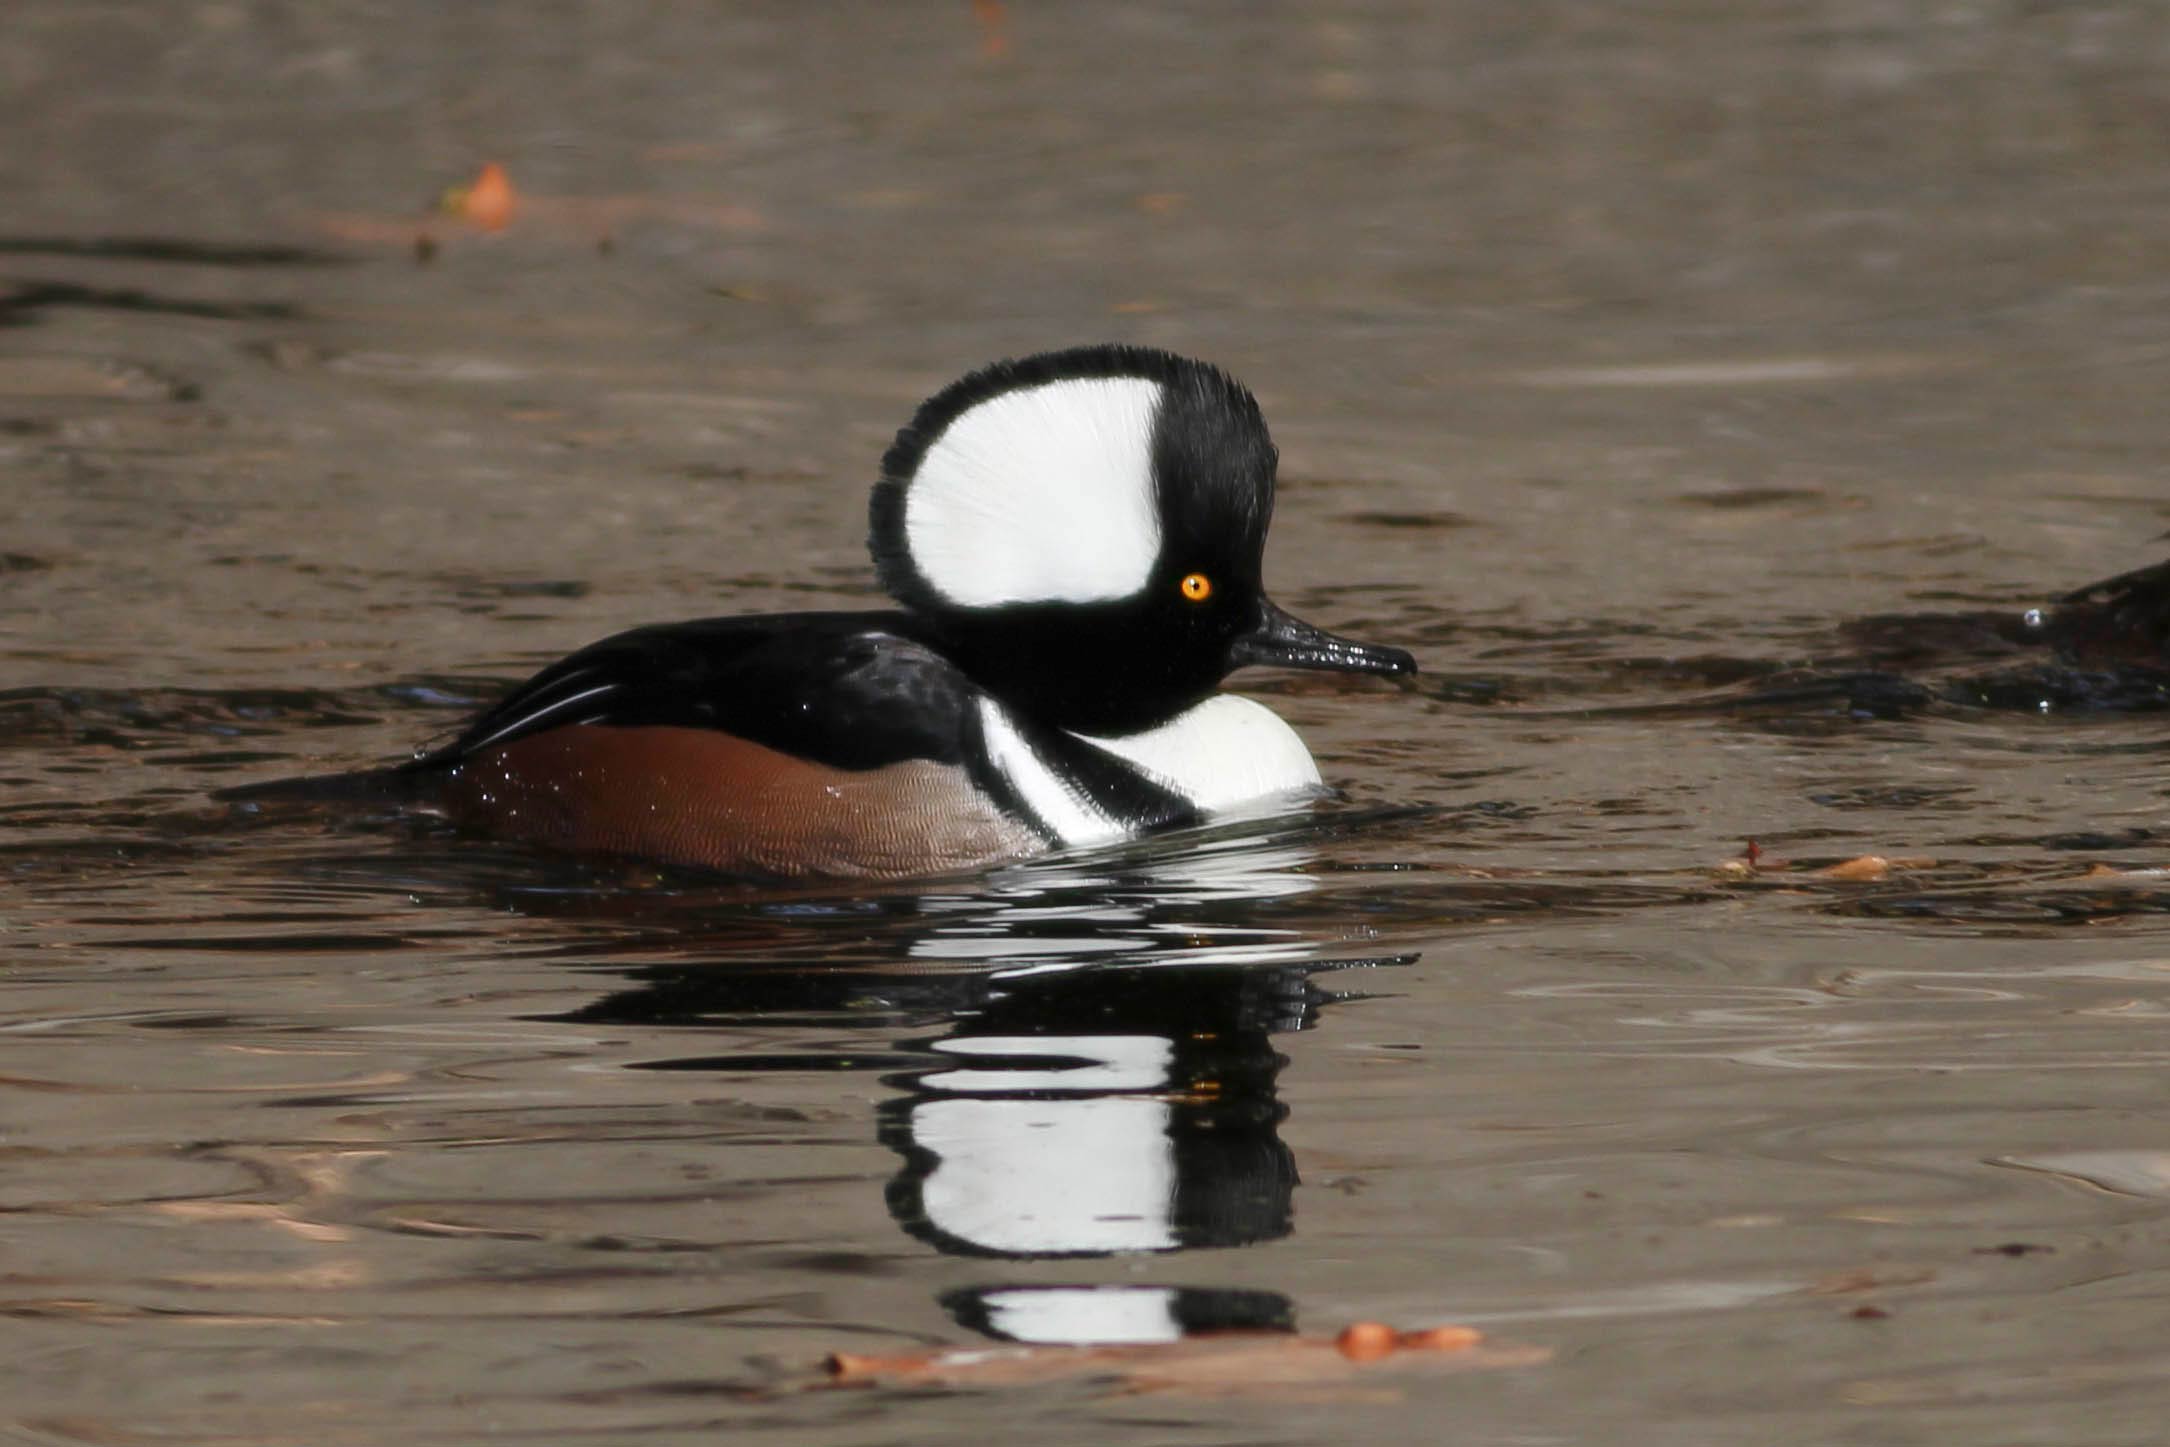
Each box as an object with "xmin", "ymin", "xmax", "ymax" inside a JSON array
[{"xmin": 243, "ymin": 346, "xmax": 1415, "ymax": 877}]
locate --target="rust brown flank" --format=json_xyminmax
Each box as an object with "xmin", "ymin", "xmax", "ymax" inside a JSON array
[{"xmin": 441, "ymin": 724, "xmax": 1045, "ymax": 879}]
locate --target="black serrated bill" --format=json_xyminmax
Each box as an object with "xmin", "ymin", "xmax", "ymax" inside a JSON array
[{"xmin": 1228, "ymin": 600, "xmax": 1416, "ymax": 677}]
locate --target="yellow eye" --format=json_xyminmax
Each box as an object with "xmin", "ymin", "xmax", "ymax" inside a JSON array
[{"xmin": 1179, "ymin": 572, "xmax": 1213, "ymax": 603}]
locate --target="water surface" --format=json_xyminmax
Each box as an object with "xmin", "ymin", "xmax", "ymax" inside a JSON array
[{"xmin": 8, "ymin": 5, "xmax": 2170, "ymax": 1443}]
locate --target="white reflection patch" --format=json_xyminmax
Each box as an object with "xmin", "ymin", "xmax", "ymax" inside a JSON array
[{"xmin": 913, "ymin": 1095, "xmax": 1177, "ymax": 1255}]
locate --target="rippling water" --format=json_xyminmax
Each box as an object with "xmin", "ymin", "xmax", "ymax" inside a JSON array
[{"xmin": 10, "ymin": 5, "xmax": 2170, "ymax": 1443}]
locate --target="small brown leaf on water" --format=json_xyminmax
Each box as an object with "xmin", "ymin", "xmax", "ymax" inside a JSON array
[
  {"xmin": 1335, "ymin": 1321, "xmax": 1400, "ymax": 1360},
  {"xmin": 443, "ymin": 161, "xmax": 517, "ymax": 231},
  {"xmin": 1399, "ymin": 1325, "xmax": 1485, "ymax": 1351},
  {"xmin": 1817, "ymin": 855, "xmax": 1891, "ymax": 881},
  {"xmin": 972, "ymin": 0, "xmax": 1011, "ymax": 59},
  {"xmin": 1800, "ymin": 1265, "xmax": 1935, "ymax": 1296},
  {"xmin": 314, "ymin": 172, "xmax": 760, "ymax": 252},
  {"xmin": 818, "ymin": 1324, "xmax": 1541, "ymax": 1400}
]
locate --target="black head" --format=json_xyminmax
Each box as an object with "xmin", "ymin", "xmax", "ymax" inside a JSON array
[{"xmin": 870, "ymin": 345, "xmax": 1414, "ymax": 735}]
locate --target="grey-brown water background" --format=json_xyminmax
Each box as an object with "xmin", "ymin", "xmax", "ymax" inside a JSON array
[{"xmin": 9, "ymin": 3, "xmax": 2170, "ymax": 1442}]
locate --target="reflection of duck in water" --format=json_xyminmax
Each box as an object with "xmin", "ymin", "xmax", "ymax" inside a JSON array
[
  {"xmin": 940, "ymin": 1284, "xmax": 1295, "ymax": 1347},
  {"xmin": 546, "ymin": 832, "xmax": 1409, "ymax": 1349},
  {"xmin": 880, "ymin": 959, "xmax": 1336, "ymax": 1259},
  {"xmin": 228, "ymin": 347, "xmax": 1413, "ymax": 878},
  {"xmin": 567, "ymin": 949, "xmax": 1398, "ymax": 1346},
  {"xmin": 563, "ymin": 949, "xmax": 1386, "ymax": 1256},
  {"xmin": 879, "ymin": 952, "xmax": 1409, "ymax": 1348}
]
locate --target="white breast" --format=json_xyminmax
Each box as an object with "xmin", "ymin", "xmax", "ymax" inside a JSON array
[
  {"xmin": 1080, "ymin": 694, "xmax": 1323, "ymax": 814},
  {"xmin": 976, "ymin": 693, "xmax": 1323, "ymax": 849}
]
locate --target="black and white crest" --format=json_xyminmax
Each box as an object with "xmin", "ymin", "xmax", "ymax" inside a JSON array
[{"xmin": 870, "ymin": 346, "xmax": 1276, "ymax": 616}]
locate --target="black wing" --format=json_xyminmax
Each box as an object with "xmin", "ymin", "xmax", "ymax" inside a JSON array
[
  {"xmin": 412, "ymin": 611, "xmax": 982, "ymax": 773},
  {"xmin": 410, "ymin": 608, "xmax": 1198, "ymax": 841}
]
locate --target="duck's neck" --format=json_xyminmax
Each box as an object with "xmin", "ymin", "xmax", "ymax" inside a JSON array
[{"xmin": 925, "ymin": 607, "xmax": 1229, "ymax": 737}]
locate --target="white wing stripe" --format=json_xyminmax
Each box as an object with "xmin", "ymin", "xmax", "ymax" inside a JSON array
[
  {"xmin": 976, "ymin": 699, "xmax": 1125, "ymax": 848},
  {"xmin": 463, "ymin": 681, "xmax": 617, "ymax": 753}
]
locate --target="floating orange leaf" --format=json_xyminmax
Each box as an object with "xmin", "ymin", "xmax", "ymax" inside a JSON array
[
  {"xmin": 1817, "ymin": 854, "xmax": 1891, "ymax": 881},
  {"xmin": 442, "ymin": 162, "xmax": 518, "ymax": 231},
  {"xmin": 311, "ymin": 175, "xmax": 760, "ymax": 253},
  {"xmin": 817, "ymin": 1322, "xmax": 1541, "ymax": 1401},
  {"xmin": 972, "ymin": 0, "xmax": 1011, "ymax": 59},
  {"xmin": 1335, "ymin": 1321, "xmax": 1400, "ymax": 1361}
]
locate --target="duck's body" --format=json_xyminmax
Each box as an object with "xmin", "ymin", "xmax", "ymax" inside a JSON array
[
  {"xmin": 418, "ymin": 609, "xmax": 1325, "ymax": 878},
  {"xmin": 236, "ymin": 347, "xmax": 1415, "ymax": 878}
]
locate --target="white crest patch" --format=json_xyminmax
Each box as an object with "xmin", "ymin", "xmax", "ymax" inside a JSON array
[
  {"xmin": 1079, "ymin": 694, "xmax": 1322, "ymax": 813},
  {"xmin": 905, "ymin": 376, "xmax": 1163, "ymax": 607}
]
